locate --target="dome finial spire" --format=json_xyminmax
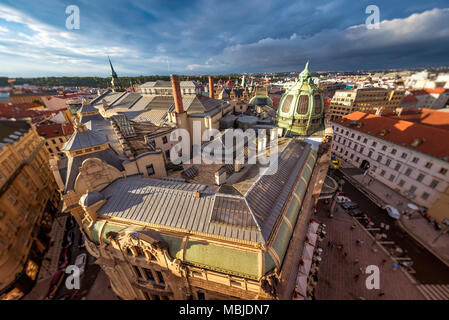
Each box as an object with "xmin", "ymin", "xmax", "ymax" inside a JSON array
[{"xmin": 300, "ymin": 60, "xmax": 311, "ymax": 78}]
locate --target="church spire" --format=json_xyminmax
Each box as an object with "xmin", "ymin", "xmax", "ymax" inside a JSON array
[{"xmin": 108, "ymin": 56, "xmax": 122, "ymax": 92}]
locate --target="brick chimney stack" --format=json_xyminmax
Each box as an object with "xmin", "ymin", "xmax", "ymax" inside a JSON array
[
  {"xmin": 170, "ymin": 75, "xmax": 184, "ymax": 113},
  {"xmin": 208, "ymin": 76, "xmax": 215, "ymax": 99}
]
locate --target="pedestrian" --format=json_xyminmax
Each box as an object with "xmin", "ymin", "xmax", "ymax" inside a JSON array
[
  {"xmin": 354, "ymin": 274, "xmax": 359, "ymax": 282},
  {"xmin": 327, "ymin": 240, "xmax": 331, "ymax": 247},
  {"xmin": 343, "ymin": 252, "xmax": 348, "ymax": 259},
  {"xmin": 379, "ymin": 290, "xmax": 385, "ymax": 297},
  {"xmin": 381, "ymin": 259, "xmax": 387, "ymax": 266},
  {"xmin": 350, "ymin": 223, "xmax": 356, "ymax": 230}
]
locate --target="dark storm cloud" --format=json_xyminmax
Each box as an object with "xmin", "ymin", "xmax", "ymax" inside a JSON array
[{"xmin": 0, "ymin": 0, "xmax": 448, "ymax": 76}]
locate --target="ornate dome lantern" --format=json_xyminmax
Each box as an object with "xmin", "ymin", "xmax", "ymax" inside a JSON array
[{"xmin": 276, "ymin": 61, "xmax": 324, "ymax": 136}]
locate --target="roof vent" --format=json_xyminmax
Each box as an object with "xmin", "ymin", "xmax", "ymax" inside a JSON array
[{"xmin": 411, "ymin": 137, "xmax": 425, "ymax": 147}]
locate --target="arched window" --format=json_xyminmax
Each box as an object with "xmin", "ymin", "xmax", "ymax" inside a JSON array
[
  {"xmin": 296, "ymin": 95, "xmax": 309, "ymax": 115},
  {"xmin": 281, "ymin": 95, "xmax": 294, "ymax": 113},
  {"xmin": 314, "ymin": 95, "xmax": 322, "ymax": 114}
]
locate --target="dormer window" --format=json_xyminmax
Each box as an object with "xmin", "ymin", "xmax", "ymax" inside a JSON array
[
  {"xmin": 296, "ymin": 95, "xmax": 309, "ymax": 115},
  {"xmin": 411, "ymin": 137, "xmax": 425, "ymax": 147}
]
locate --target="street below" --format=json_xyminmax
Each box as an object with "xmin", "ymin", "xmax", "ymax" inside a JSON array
[{"xmin": 332, "ymin": 169, "xmax": 449, "ymax": 285}]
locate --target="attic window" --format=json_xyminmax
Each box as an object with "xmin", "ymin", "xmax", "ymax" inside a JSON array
[
  {"xmin": 379, "ymin": 129, "xmax": 390, "ymax": 136},
  {"xmin": 356, "ymin": 122, "xmax": 364, "ymax": 128},
  {"xmin": 411, "ymin": 137, "xmax": 425, "ymax": 147}
]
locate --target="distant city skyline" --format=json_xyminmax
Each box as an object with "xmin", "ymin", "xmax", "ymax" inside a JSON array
[{"xmin": 1, "ymin": 1, "xmax": 449, "ymax": 77}]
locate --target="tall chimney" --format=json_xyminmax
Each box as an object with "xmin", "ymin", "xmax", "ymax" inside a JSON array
[
  {"xmin": 170, "ymin": 75, "xmax": 184, "ymax": 113},
  {"xmin": 208, "ymin": 76, "xmax": 215, "ymax": 99}
]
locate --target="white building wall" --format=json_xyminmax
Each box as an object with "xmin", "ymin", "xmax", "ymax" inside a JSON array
[{"xmin": 331, "ymin": 123, "xmax": 449, "ymax": 208}]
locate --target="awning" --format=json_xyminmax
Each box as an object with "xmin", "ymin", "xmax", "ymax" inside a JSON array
[
  {"xmin": 296, "ymin": 274, "xmax": 308, "ymax": 297},
  {"xmin": 303, "ymin": 243, "xmax": 315, "ymax": 260},
  {"xmin": 308, "ymin": 221, "xmax": 320, "ymax": 234},
  {"xmin": 307, "ymin": 232, "xmax": 318, "ymax": 246},
  {"xmin": 299, "ymin": 257, "xmax": 313, "ymax": 276}
]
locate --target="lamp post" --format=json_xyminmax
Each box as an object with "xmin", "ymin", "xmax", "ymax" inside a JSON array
[{"xmin": 330, "ymin": 179, "xmax": 345, "ymax": 216}]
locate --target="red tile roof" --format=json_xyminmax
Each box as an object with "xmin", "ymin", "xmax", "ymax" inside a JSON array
[
  {"xmin": 333, "ymin": 111, "xmax": 449, "ymax": 162},
  {"xmin": 0, "ymin": 102, "xmax": 53, "ymax": 122},
  {"xmin": 401, "ymin": 94, "xmax": 418, "ymax": 104},
  {"xmin": 364, "ymin": 108, "xmax": 449, "ymax": 131},
  {"xmin": 412, "ymin": 88, "xmax": 449, "ymax": 95},
  {"xmin": 35, "ymin": 123, "xmax": 74, "ymax": 138}
]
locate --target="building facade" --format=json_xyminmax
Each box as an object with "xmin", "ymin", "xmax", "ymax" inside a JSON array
[
  {"xmin": 35, "ymin": 122, "xmax": 74, "ymax": 159},
  {"xmin": 53, "ymin": 72, "xmax": 333, "ymax": 300},
  {"xmin": 329, "ymin": 88, "xmax": 404, "ymax": 120},
  {"xmin": 331, "ymin": 111, "xmax": 449, "ymax": 223},
  {"xmin": 0, "ymin": 120, "xmax": 59, "ymax": 300}
]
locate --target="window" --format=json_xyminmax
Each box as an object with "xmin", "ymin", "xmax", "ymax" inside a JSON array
[
  {"xmin": 391, "ymin": 149, "xmax": 397, "ymax": 155},
  {"xmin": 133, "ymin": 266, "xmax": 144, "ymax": 279},
  {"xmin": 372, "ymin": 165, "xmax": 377, "ymax": 172},
  {"xmin": 401, "ymin": 152, "xmax": 407, "ymax": 159},
  {"xmin": 405, "ymin": 168, "xmax": 412, "ymax": 176},
  {"xmin": 380, "ymin": 170, "xmax": 385, "ymax": 176},
  {"xmin": 412, "ymin": 157, "xmax": 419, "ymax": 164},
  {"xmin": 372, "ymin": 141, "xmax": 377, "ymax": 147},
  {"xmin": 356, "ymin": 157, "xmax": 360, "ymax": 162},
  {"xmin": 398, "ymin": 180, "xmax": 405, "ymax": 187},
  {"xmin": 146, "ymin": 165, "xmax": 155, "ymax": 176},
  {"xmin": 394, "ymin": 164, "xmax": 401, "ymax": 171},
  {"xmin": 156, "ymin": 271, "xmax": 165, "ymax": 284},
  {"xmin": 430, "ymin": 180, "xmax": 439, "ymax": 189},
  {"xmin": 162, "ymin": 136, "xmax": 168, "ymax": 144},
  {"xmin": 425, "ymin": 162, "xmax": 433, "ymax": 169},
  {"xmin": 51, "ymin": 139, "xmax": 56, "ymax": 144},
  {"xmin": 296, "ymin": 95, "xmax": 309, "ymax": 114},
  {"xmin": 421, "ymin": 192, "xmax": 430, "ymax": 200},
  {"xmin": 377, "ymin": 155, "xmax": 382, "ymax": 162},
  {"xmin": 439, "ymin": 168, "xmax": 448, "ymax": 175},
  {"xmin": 281, "ymin": 95, "xmax": 293, "ymax": 113},
  {"xmin": 357, "ymin": 135, "xmax": 361, "ymax": 141},
  {"xmin": 389, "ymin": 174, "xmax": 395, "ymax": 182},
  {"xmin": 409, "ymin": 186, "xmax": 417, "ymax": 193},
  {"xmin": 417, "ymin": 174, "xmax": 425, "ymax": 182},
  {"xmin": 59, "ymin": 138, "xmax": 64, "ymax": 143},
  {"xmin": 197, "ymin": 292, "xmax": 205, "ymax": 300},
  {"xmin": 351, "ymin": 133, "xmax": 355, "ymax": 138},
  {"xmin": 143, "ymin": 268, "xmax": 155, "ymax": 281},
  {"xmin": 165, "ymin": 150, "xmax": 170, "ymax": 160},
  {"xmin": 314, "ymin": 95, "xmax": 322, "ymax": 114},
  {"xmin": 360, "ymin": 147, "xmax": 364, "ymax": 154},
  {"xmin": 363, "ymin": 138, "xmax": 367, "ymax": 144},
  {"xmin": 368, "ymin": 151, "xmax": 373, "ymax": 158},
  {"xmin": 385, "ymin": 159, "xmax": 391, "ymax": 166},
  {"xmin": 381, "ymin": 145, "xmax": 387, "ymax": 151}
]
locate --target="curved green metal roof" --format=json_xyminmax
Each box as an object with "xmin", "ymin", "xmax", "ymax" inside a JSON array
[{"xmin": 276, "ymin": 62, "xmax": 324, "ymax": 136}]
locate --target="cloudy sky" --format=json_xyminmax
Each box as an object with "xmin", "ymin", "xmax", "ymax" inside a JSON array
[{"xmin": 0, "ymin": 0, "xmax": 448, "ymax": 77}]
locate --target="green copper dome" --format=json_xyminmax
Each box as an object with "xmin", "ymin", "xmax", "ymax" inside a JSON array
[{"xmin": 276, "ymin": 62, "xmax": 324, "ymax": 136}]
